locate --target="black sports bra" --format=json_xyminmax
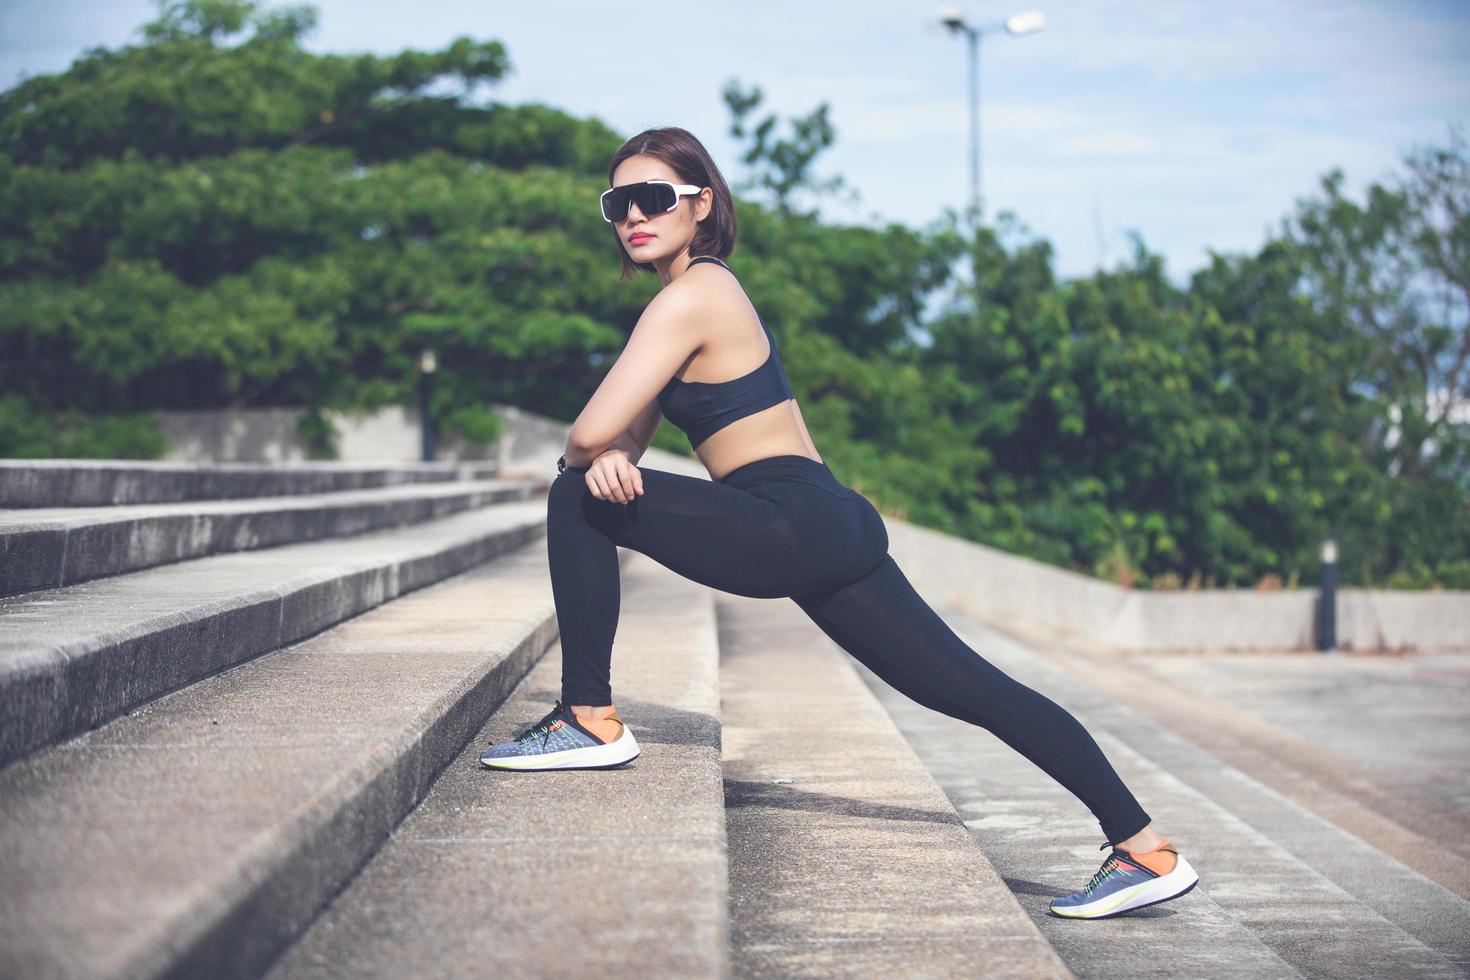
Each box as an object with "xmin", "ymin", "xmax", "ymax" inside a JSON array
[{"xmin": 656, "ymin": 256, "xmax": 795, "ymax": 450}]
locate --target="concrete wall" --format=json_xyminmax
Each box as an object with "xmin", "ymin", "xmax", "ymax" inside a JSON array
[
  {"xmin": 885, "ymin": 514, "xmax": 1469, "ymax": 653},
  {"xmin": 1337, "ymin": 588, "xmax": 1470, "ymax": 652},
  {"xmin": 157, "ymin": 404, "xmax": 709, "ymax": 480},
  {"xmin": 160, "ymin": 406, "xmax": 498, "ymax": 465}
]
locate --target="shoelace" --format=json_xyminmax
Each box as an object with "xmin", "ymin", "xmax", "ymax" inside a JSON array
[
  {"xmin": 509, "ymin": 701, "xmax": 569, "ymax": 747},
  {"xmin": 517, "ymin": 724, "xmax": 554, "ymax": 748},
  {"xmin": 1084, "ymin": 852, "xmax": 1128, "ymax": 894}
]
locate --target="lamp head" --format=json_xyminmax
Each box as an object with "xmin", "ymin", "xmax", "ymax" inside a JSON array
[{"xmin": 1006, "ymin": 10, "xmax": 1046, "ymax": 35}]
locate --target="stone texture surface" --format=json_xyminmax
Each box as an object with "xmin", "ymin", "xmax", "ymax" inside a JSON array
[
  {"xmin": 1136, "ymin": 648, "xmax": 1470, "ymax": 814},
  {"xmin": 0, "ymin": 538, "xmax": 581, "ymax": 980},
  {"xmin": 0, "ymin": 501, "xmax": 546, "ymax": 769},
  {"xmin": 265, "ymin": 550, "xmax": 729, "ymax": 980},
  {"xmin": 717, "ymin": 592, "xmax": 1071, "ymax": 979},
  {"xmin": 0, "ymin": 479, "xmax": 536, "ymax": 596},
  {"xmin": 862, "ymin": 609, "xmax": 1470, "ymax": 979},
  {"xmin": 997, "ymin": 618, "xmax": 1470, "ymax": 898},
  {"xmin": 0, "ymin": 459, "xmax": 499, "ymax": 507}
]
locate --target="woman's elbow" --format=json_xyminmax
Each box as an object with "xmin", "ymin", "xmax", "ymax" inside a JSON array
[{"xmin": 566, "ymin": 426, "xmax": 613, "ymax": 457}]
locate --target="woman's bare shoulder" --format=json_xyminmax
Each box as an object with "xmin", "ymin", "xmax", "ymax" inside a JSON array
[{"xmin": 663, "ymin": 262, "xmax": 746, "ymax": 316}]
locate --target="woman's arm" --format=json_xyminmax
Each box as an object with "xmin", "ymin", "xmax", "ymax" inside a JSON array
[
  {"xmin": 571, "ymin": 399, "xmax": 660, "ymax": 468},
  {"xmin": 563, "ymin": 287, "xmax": 701, "ymax": 466},
  {"xmin": 621, "ymin": 398, "xmax": 663, "ymax": 464}
]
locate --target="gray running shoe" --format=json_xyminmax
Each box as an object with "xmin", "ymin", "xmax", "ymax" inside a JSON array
[
  {"xmin": 1049, "ymin": 837, "xmax": 1199, "ymax": 919},
  {"xmin": 480, "ymin": 699, "xmax": 640, "ymax": 771}
]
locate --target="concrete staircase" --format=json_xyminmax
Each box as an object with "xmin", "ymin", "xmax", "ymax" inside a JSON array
[
  {"xmin": 861, "ymin": 613, "xmax": 1470, "ymax": 980},
  {"xmin": 1, "ymin": 459, "xmax": 1465, "ymax": 979}
]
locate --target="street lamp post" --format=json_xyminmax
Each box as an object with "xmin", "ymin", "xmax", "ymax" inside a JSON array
[
  {"xmin": 936, "ymin": 8, "xmax": 1045, "ymax": 227},
  {"xmin": 419, "ymin": 348, "xmax": 438, "ymax": 463}
]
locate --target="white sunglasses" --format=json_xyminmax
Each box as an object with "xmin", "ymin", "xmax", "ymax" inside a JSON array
[{"xmin": 600, "ymin": 179, "xmax": 704, "ymax": 223}]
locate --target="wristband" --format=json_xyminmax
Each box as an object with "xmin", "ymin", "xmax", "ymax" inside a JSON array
[{"xmin": 557, "ymin": 453, "xmax": 566, "ymax": 474}]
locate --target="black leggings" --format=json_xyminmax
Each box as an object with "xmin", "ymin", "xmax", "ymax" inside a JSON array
[{"xmin": 547, "ymin": 453, "xmax": 1152, "ymax": 845}]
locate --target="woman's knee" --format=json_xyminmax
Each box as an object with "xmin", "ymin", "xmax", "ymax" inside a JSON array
[
  {"xmin": 548, "ymin": 466, "xmax": 589, "ymax": 511},
  {"xmin": 547, "ymin": 466, "xmax": 630, "ymax": 540}
]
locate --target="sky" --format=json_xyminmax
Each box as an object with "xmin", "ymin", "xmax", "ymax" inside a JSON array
[{"xmin": 3, "ymin": 0, "xmax": 1468, "ymax": 287}]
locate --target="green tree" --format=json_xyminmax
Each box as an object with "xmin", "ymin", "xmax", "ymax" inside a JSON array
[
  {"xmin": 0, "ymin": 0, "xmax": 630, "ymax": 455},
  {"xmin": 3, "ymin": 0, "xmax": 1463, "ymax": 589},
  {"xmin": 1280, "ymin": 126, "xmax": 1470, "ymax": 584},
  {"xmin": 723, "ymin": 79, "xmax": 856, "ymax": 220}
]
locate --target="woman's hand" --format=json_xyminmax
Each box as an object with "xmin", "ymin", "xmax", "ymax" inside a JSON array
[{"xmin": 585, "ymin": 448, "xmax": 645, "ymax": 504}]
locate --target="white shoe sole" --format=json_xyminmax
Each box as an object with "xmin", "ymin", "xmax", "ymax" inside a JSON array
[
  {"xmin": 480, "ymin": 721, "xmax": 641, "ymax": 771},
  {"xmin": 1049, "ymin": 853, "xmax": 1200, "ymax": 919}
]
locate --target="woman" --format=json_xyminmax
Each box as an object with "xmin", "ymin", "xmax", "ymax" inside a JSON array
[{"xmin": 479, "ymin": 127, "xmax": 1199, "ymax": 920}]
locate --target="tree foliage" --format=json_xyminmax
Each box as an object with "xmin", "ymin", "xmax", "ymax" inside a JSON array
[
  {"xmin": 1, "ymin": 0, "xmax": 631, "ymax": 451},
  {"xmin": 1, "ymin": 0, "xmax": 1464, "ymax": 589}
]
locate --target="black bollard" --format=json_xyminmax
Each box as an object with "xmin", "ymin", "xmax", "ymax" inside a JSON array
[
  {"xmin": 419, "ymin": 349, "xmax": 437, "ymax": 462},
  {"xmin": 1317, "ymin": 537, "xmax": 1337, "ymax": 652}
]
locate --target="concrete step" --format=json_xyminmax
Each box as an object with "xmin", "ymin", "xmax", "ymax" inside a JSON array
[
  {"xmin": 997, "ymin": 624, "xmax": 1470, "ymax": 974},
  {"xmin": 0, "ymin": 478, "xmax": 539, "ymax": 598},
  {"xmin": 0, "ymin": 459, "xmax": 499, "ymax": 507},
  {"xmin": 0, "ymin": 500, "xmax": 546, "ymax": 769},
  {"xmin": 862, "ymin": 610, "xmax": 1469, "ymax": 979},
  {"xmin": 264, "ymin": 551, "xmax": 728, "ymax": 979},
  {"xmin": 0, "ymin": 537, "xmax": 629, "ymax": 980},
  {"xmin": 716, "ymin": 592, "xmax": 1071, "ymax": 979},
  {"xmin": 1017, "ymin": 636, "xmax": 1470, "ymax": 888}
]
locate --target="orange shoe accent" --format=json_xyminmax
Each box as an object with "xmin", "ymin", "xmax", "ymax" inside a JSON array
[
  {"xmin": 1125, "ymin": 838, "xmax": 1178, "ymax": 876},
  {"xmin": 573, "ymin": 708, "xmax": 624, "ymax": 744},
  {"xmin": 573, "ymin": 706, "xmax": 620, "ymax": 721}
]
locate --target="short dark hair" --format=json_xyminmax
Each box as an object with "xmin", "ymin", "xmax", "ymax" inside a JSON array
[{"xmin": 606, "ymin": 127, "xmax": 737, "ymax": 282}]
